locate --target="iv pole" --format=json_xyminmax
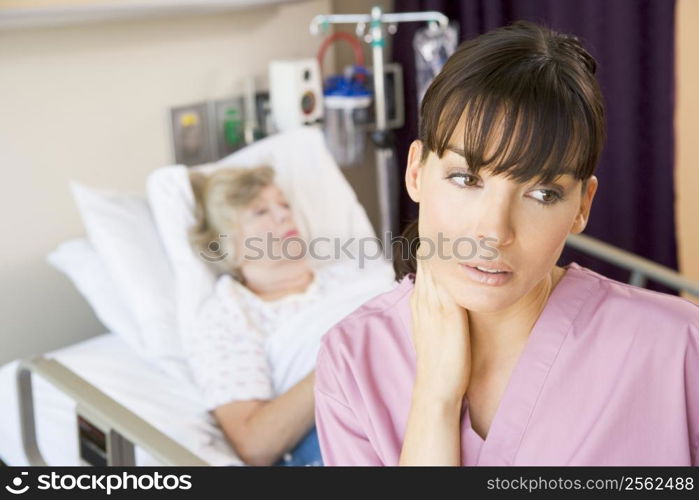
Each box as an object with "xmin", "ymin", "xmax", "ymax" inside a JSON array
[{"xmin": 310, "ymin": 7, "xmax": 449, "ymax": 254}]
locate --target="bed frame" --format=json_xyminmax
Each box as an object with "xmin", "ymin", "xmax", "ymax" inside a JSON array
[{"xmin": 16, "ymin": 358, "xmax": 208, "ymax": 466}]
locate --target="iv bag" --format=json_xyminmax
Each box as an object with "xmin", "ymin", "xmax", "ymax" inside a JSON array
[{"xmin": 413, "ymin": 22, "xmax": 459, "ymax": 107}]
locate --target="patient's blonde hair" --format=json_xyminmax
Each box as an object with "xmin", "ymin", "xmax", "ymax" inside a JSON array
[{"xmin": 189, "ymin": 166, "xmax": 276, "ymax": 283}]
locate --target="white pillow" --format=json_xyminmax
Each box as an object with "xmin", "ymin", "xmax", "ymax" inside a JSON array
[
  {"xmin": 69, "ymin": 182, "xmax": 191, "ymax": 384},
  {"xmin": 47, "ymin": 238, "xmax": 141, "ymax": 351},
  {"xmin": 145, "ymin": 166, "xmax": 217, "ymax": 324},
  {"xmin": 146, "ymin": 126, "xmax": 385, "ymax": 330}
]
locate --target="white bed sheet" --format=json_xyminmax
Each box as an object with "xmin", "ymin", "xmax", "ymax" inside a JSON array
[{"xmin": 0, "ymin": 332, "xmax": 243, "ymax": 466}]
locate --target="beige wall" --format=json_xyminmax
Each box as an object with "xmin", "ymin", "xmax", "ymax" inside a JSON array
[
  {"xmin": 676, "ymin": 0, "xmax": 699, "ymax": 302},
  {"xmin": 0, "ymin": 0, "xmax": 334, "ymax": 366}
]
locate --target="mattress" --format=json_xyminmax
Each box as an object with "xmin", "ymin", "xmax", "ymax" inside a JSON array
[{"xmin": 0, "ymin": 332, "xmax": 243, "ymax": 466}]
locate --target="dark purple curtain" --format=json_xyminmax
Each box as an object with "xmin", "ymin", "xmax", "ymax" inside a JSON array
[{"xmin": 391, "ymin": 0, "xmax": 677, "ymax": 289}]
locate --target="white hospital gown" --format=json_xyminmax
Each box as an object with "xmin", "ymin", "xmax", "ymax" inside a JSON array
[{"xmin": 181, "ymin": 260, "xmax": 358, "ymax": 412}]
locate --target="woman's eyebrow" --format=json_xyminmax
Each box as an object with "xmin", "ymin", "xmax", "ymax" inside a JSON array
[
  {"xmin": 531, "ymin": 175, "xmax": 571, "ymax": 193},
  {"xmin": 443, "ymin": 145, "xmax": 476, "ymax": 172}
]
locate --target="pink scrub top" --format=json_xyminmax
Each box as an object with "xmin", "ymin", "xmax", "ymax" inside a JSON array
[{"xmin": 314, "ymin": 262, "xmax": 699, "ymax": 466}]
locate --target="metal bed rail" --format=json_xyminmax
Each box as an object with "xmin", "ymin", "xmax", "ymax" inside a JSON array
[
  {"xmin": 566, "ymin": 233, "xmax": 699, "ymax": 296},
  {"xmin": 16, "ymin": 356, "xmax": 209, "ymax": 466}
]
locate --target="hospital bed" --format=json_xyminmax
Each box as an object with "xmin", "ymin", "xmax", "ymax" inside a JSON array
[
  {"xmin": 2, "ymin": 333, "xmax": 227, "ymax": 466},
  {"xmin": 2, "ymin": 127, "xmax": 698, "ymax": 466},
  {"xmin": 1, "ymin": 125, "xmax": 396, "ymax": 466}
]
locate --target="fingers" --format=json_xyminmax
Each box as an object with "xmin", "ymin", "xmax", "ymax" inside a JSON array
[
  {"xmin": 414, "ymin": 240, "xmax": 461, "ymax": 313},
  {"xmin": 414, "ymin": 241, "xmax": 426, "ymax": 295},
  {"xmin": 415, "ymin": 241, "xmax": 443, "ymax": 309}
]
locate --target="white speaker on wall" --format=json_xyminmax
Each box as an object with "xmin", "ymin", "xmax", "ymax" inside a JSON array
[{"xmin": 269, "ymin": 58, "xmax": 324, "ymax": 132}]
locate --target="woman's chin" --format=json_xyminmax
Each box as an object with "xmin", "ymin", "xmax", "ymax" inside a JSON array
[
  {"xmin": 456, "ymin": 295, "xmax": 519, "ymax": 314},
  {"xmin": 446, "ymin": 275, "xmax": 523, "ymax": 313},
  {"xmin": 277, "ymin": 240, "xmax": 306, "ymax": 260},
  {"xmin": 277, "ymin": 254, "xmax": 308, "ymax": 267}
]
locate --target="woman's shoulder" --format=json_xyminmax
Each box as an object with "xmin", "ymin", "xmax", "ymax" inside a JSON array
[
  {"xmin": 213, "ymin": 272, "xmax": 270, "ymax": 307},
  {"xmin": 192, "ymin": 273, "xmax": 248, "ymax": 319},
  {"xmin": 568, "ymin": 262, "xmax": 699, "ymax": 339},
  {"xmin": 319, "ymin": 272, "xmax": 414, "ymax": 357}
]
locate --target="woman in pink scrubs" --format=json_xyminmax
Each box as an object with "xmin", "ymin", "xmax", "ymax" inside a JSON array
[{"xmin": 313, "ymin": 20, "xmax": 699, "ymax": 466}]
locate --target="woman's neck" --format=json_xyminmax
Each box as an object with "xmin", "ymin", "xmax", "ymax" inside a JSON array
[
  {"xmin": 240, "ymin": 260, "xmax": 314, "ymax": 302},
  {"xmin": 468, "ymin": 265, "xmax": 566, "ymax": 374}
]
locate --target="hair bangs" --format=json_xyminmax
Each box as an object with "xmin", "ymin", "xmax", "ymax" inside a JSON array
[
  {"xmin": 433, "ymin": 84, "xmax": 594, "ymax": 185},
  {"xmin": 419, "ymin": 21, "xmax": 605, "ymax": 186}
]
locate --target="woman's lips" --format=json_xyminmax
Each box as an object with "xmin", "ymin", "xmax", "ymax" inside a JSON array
[
  {"xmin": 458, "ymin": 262, "xmax": 514, "ymax": 286},
  {"xmin": 282, "ymin": 229, "xmax": 299, "ymax": 239}
]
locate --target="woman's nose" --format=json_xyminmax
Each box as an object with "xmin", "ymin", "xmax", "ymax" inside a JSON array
[{"xmin": 471, "ymin": 194, "xmax": 515, "ymax": 249}]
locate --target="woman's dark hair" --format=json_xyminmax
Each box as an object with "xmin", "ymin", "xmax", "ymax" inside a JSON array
[{"xmin": 393, "ymin": 20, "xmax": 606, "ymax": 281}]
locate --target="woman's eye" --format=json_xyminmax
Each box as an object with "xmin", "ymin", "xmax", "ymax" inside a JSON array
[
  {"xmin": 529, "ymin": 188, "xmax": 562, "ymax": 205},
  {"xmin": 448, "ymin": 173, "xmax": 481, "ymax": 188},
  {"xmin": 254, "ymin": 208, "xmax": 268, "ymax": 215}
]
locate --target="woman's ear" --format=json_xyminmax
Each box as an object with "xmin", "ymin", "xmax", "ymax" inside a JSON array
[
  {"xmin": 405, "ymin": 140, "xmax": 425, "ymax": 203},
  {"xmin": 571, "ymin": 176, "xmax": 598, "ymax": 234}
]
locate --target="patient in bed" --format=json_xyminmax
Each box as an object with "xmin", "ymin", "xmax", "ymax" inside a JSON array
[{"xmin": 183, "ymin": 166, "xmax": 354, "ymax": 466}]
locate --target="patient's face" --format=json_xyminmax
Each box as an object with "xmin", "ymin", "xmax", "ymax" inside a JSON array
[
  {"xmin": 236, "ymin": 183, "xmax": 304, "ymax": 263},
  {"xmin": 405, "ymin": 114, "xmax": 596, "ymax": 314}
]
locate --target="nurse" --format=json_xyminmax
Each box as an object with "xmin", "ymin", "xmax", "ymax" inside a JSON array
[{"xmin": 314, "ymin": 20, "xmax": 699, "ymax": 466}]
